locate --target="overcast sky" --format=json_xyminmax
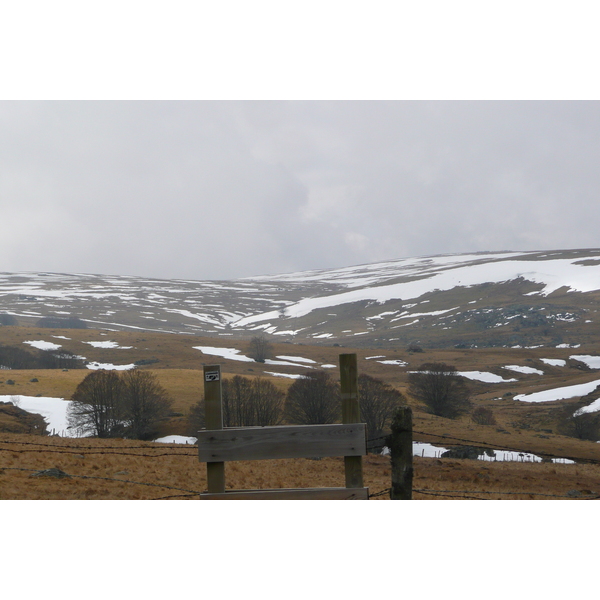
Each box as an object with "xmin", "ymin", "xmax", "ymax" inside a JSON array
[{"xmin": 2, "ymin": 100, "xmax": 600, "ymax": 281}]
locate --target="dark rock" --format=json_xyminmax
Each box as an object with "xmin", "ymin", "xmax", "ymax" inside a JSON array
[{"xmin": 30, "ymin": 468, "xmax": 70, "ymax": 478}]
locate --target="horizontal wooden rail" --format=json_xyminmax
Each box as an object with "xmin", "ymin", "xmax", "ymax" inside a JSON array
[
  {"xmin": 197, "ymin": 423, "xmax": 367, "ymax": 462},
  {"xmin": 199, "ymin": 487, "xmax": 369, "ymax": 500}
]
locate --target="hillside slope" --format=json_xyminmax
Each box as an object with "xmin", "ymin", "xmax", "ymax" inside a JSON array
[{"xmin": 2, "ymin": 248, "xmax": 600, "ymax": 349}]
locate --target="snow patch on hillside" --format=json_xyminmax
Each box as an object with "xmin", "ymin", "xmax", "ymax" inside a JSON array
[
  {"xmin": 2, "ymin": 395, "xmax": 72, "ymax": 435},
  {"xmin": 24, "ymin": 340, "xmax": 62, "ymax": 351},
  {"xmin": 83, "ymin": 341, "xmax": 133, "ymax": 349},
  {"xmin": 570, "ymin": 355, "xmax": 600, "ymax": 369},
  {"xmin": 541, "ymin": 358, "xmax": 567, "ymax": 367},
  {"xmin": 193, "ymin": 346, "xmax": 254, "ymax": 362},
  {"xmin": 233, "ymin": 256, "xmax": 600, "ymax": 327},
  {"xmin": 514, "ymin": 379, "xmax": 600, "ymax": 403},
  {"xmin": 86, "ymin": 362, "xmax": 136, "ymax": 371},
  {"xmin": 458, "ymin": 371, "xmax": 517, "ymax": 383},
  {"xmin": 504, "ymin": 365, "xmax": 544, "ymax": 375}
]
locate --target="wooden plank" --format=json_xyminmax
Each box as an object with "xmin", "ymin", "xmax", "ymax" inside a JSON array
[
  {"xmin": 197, "ymin": 423, "xmax": 366, "ymax": 462},
  {"xmin": 199, "ymin": 487, "xmax": 370, "ymax": 500},
  {"xmin": 340, "ymin": 353, "xmax": 364, "ymax": 489},
  {"xmin": 203, "ymin": 365, "xmax": 225, "ymax": 493}
]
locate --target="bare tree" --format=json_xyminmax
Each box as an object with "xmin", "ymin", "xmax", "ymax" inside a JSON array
[
  {"xmin": 222, "ymin": 375, "xmax": 284, "ymax": 426},
  {"xmin": 252, "ymin": 377, "xmax": 284, "ymax": 426},
  {"xmin": 186, "ymin": 398, "xmax": 203, "ymax": 432},
  {"xmin": 358, "ymin": 374, "xmax": 406, "ymax": 450},
  {"xmin": 408, "ymin": 362, "xmax": 471, "ymax": 419},
  {"xmin": 67, "ymin": 370, "xmax": 125, "ymax": 438},
  {"xmin": 121, "ymin": 370, "xmax": 173, "ymax": 440},
  {"xmin": 284, "ymin": 371, "xmax": 340, "ymax": 425},
  {"xmin": 222, "ymin": 375, "xmax": 255, "ymax": 427},
  {"xmin": 247, "ymin": 335, "xmax": 274, "ymax": 363}
]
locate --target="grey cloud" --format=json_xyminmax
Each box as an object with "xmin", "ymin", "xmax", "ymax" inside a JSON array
[{"xmin": 1, "ymin": 101, "xmax": 599, "ymax": 280}]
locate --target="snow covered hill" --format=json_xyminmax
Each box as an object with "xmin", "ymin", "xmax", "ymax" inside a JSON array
[{"xmin": 2, "ymin": 248, "xmax": 600, "ymax": 349}]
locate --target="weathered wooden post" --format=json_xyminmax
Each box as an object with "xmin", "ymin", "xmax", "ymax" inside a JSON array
[
  {"xmin": 387, "ymin": 405, "xmax": 413, "ymax": 500},
  {"xmin": 203, "ymin": 364, "xmax": 225, "ymax": 494},
  {"xmin": 339, "ymin": 353, "xmax": 364, "ymax": 489}
]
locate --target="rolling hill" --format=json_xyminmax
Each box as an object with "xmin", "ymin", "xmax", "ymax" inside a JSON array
[
  {"xmin": 2, "ymin": 248, "xmax": 600, "ymax": 350},
  {"xmin": 3, "ymin": 249, "xmax": 600, "ymax": 500}
]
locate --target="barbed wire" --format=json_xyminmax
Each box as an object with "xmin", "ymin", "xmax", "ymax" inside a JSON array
[
  {"xmin": 414, "ymin": 489, "xmax": 488, "ymax": 500},
  {"xmin": 3, "ymin": 428, "xmax": 599, "ymax": 500},
  {"xmin": 1, "ymin": 466, "xmax": 201, "ymax": 496},
  {"xmin": 0, "ymin": 438, "xmax": 196, "ymax": 451},
  {"xmin": 0, "ymin": 446, "xmax": 197, "ymax": 458},
  {"xmin": 366, "ymin": 430, "xmax": 600, "ymax": 466},
  {"xmin": 413, "ymin": 487, "xmax": 600, "ymax": 499},
  {"xmin": 411, "ymin": 429, "xmax": 600, "ymax": 465},
  {"xmin": 368, "ymin": 487, "xmax": 391, "ymax": 498},
  {"xmin": 152, "ymin": 493, "xmax": 199, "ymax": 500},
  {"xmin": 7, "ymin": 461, "xmax": 596, "ymax": 500}
]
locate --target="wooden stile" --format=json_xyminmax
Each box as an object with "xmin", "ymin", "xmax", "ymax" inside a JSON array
[{"xmin": 198, "ymin": 354, "xmax": 369, "ymax": 500}]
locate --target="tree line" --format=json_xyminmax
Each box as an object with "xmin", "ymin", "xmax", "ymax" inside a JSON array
[
  {"xmin": 63, "ymin": 358, "xmax": 600, "ymax": 445},
  {"xmin": 0, "ymin": 344, "xmax": 86, "ymax": 370},
  {"xmin": 187, "ymin": 370, "xmax": 406, "ymax": 451}
]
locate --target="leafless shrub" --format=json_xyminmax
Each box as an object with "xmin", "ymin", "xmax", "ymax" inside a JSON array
[
  {"xmin": 284, "ymin": 371, "xmax": 340, "ymax": 425},
  {"xmin": 247, "ymin": 335, "xmax": 274, "ymax": 363},
  {"xmin": 408, "ymin": 362, "xmax": 471, "ymax": 419},
  {"xmin": 471, "ymin": 406, "xmax": 497, "ymax": 426},
  {"xmin": 358, "ymin": 374, "xmax": 406, "ymax": 449}
]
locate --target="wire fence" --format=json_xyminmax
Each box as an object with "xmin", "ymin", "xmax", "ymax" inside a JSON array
[
  {"xmin": 2, "ymin": 430, "xmax": 599, "ymax": 500},
  {"xmin": 366, "ymin": 430, "xmax": 600, "ymax": 466},
  {"xmin": 2, "ymin": 465, "xmax": 202, "ymax": 498}
]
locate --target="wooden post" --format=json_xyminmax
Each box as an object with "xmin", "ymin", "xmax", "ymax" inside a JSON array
[
  {"xmin": 339, "ymin": 353, "xmax": 364, "ymax": 489},
  {"xmin": 387, "ymin": 406, "xmax": 413, "ymax": 500},
  {"xmin": 203, "ymin": 365, "xmax": 225, "ymax": 494}
]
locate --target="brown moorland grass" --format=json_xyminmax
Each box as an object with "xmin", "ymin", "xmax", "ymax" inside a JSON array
[
  {"xmin": 3, "ymin": 325, "xmax": 600, "ymax": 498},
  {"xmin": 1, "ymin": 433, "xmax": 599, "ymax": 500}
]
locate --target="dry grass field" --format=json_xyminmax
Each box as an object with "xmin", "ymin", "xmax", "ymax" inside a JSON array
[
  {"xmin": 1, "ymin": 432, "xmax": 599, "ymax": 500},
  {"xmin": 2, "ymin": 325, "xmax": 600, "ymax": 499}
]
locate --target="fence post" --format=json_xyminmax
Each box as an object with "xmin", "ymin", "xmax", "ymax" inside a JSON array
[
  {"xmin": 339, "ymin": 353, "xmax": 364, "ymax": 489},
  {"xmin": 387, "ymin": 405, "xmax": 413, "ymax": 500},
  {"xmin": 203, "ymin": 364, "xmax": 225, "ymax": 494}
]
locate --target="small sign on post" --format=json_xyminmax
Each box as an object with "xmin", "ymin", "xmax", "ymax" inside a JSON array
[{"xmin": 204, "ymin": 370, "xmax": 220, "ymax": 382}]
